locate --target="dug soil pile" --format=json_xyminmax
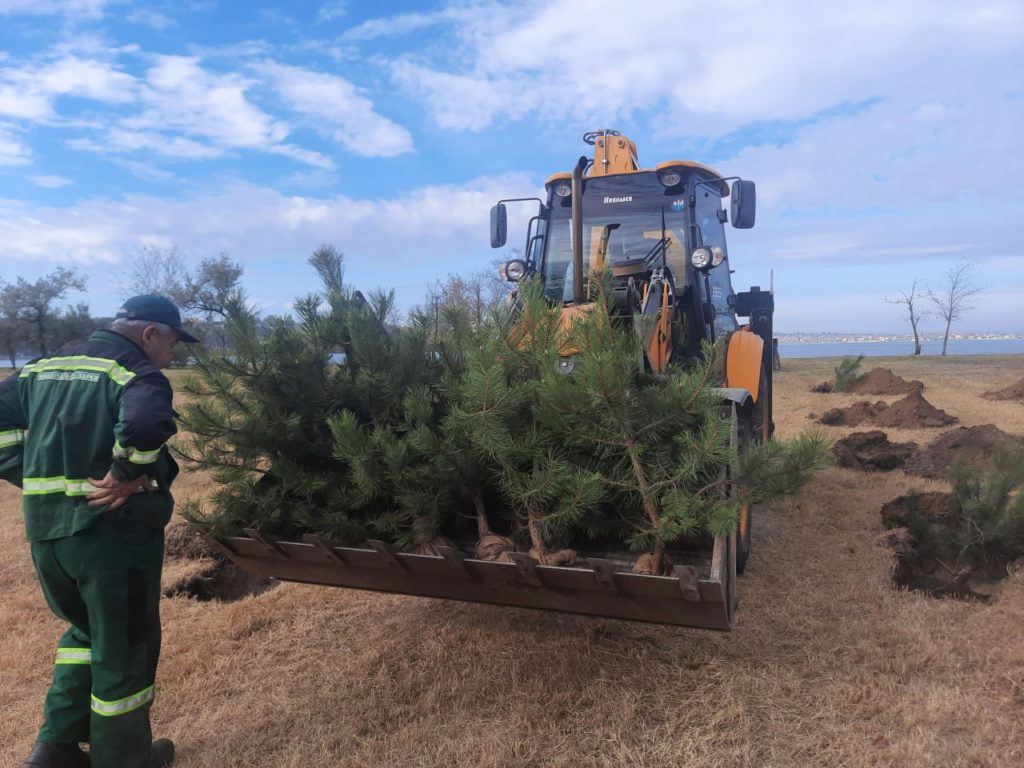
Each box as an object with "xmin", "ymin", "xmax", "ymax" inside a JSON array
[
  {"xmin": 982, "ymin": 376, "xmax": 1024, "ymax": 403},
  {"xmin": 832, "ymin": 430, "xmax": 917, "ymax": 471},
  {"xmin": 850, "ymin": 368, "xmax": 924, "ymax": 395},
  {"xmin": 811, "ymin": 367, "xmax": 924, "ymax": 395},
  {"xmin": 818, "ymin": 391, "xmax": 956, "ymax": 429},
  {"xmin": 904, "ymin": 424, "xmax": 1023, "ymax": 480},
  {"xmin": 880, "ymin": 491, "xmax": 1007, "ymax": 600}
]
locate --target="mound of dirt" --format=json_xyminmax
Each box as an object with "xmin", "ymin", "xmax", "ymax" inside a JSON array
[
  {"xmin": 982, "ymin": 376, "xmax": 1024, "ymax": 403},
  {"xmin": 880, "ymin": 491, "xmax": 959, "ymax": 528},
  {"xmin": 810, "ymin": 367, "xmax": 924, "ymax": 395},
  {"xmin": 818, "ymin": 392, "xmax": 955, "ymax": 429},
  {"xmin": 833, "ymin": 430, "xmax": 917, "ymax": 472},
  {"xmin": 873, "ymin": 391, "xmax": 956, "ymax": 428},
  {"xmin": 904, "ymin": 424, "xmax": 1023, "ymax": 480},
  {"xmin": 881, "ymin": 491, "xmax": 1006, "ymax": 600},
  {"xmin": 165, "ymin": 519, "xmax": 221, "ymax": 560},
  {"xmin": 849, "ymin": 368, "xmax": 924, "ymax": 396}
]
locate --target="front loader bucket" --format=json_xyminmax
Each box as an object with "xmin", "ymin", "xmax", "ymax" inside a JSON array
[{"xmin": 190, "ymin": 526, "xmax": 738, "ymax": 631}]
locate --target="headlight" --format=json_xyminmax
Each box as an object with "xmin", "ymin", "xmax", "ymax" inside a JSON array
[
  {"xmin": 656, "ymin": 162, "xmax": 686, "ymax": 188},
  {"xmin": 553, "ymin": 183, "xmax": 572, "ymax": 198},
  {"xmin": 691, "ymin": 247, "xmax": 712, "ymax": 270},
  {"xmin": 556, "ymin": 356, "xmax": 577, "ymax": 375},
  {"xmin": 504, "ymin": 259, "xmax": 527, "ymax": 282},
  {"xmin": 658, "ymin": 171, "xmax": 682, "ymax": 187},
  {"xmin": 710, "ymin": 246, "xmax": 726, "ymax": 267}
]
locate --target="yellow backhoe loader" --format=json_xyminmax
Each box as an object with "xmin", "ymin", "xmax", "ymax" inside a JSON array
[{"xmin": 196, "ymin": 130, "xmax": 773, "ymax": 630}]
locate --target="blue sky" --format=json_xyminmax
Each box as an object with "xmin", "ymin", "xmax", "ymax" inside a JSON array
[{"xmin": 0, "ymin": 0, "xmax": 1022, "ymax": 333}]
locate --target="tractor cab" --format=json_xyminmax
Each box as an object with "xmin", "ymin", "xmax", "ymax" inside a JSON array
[{"xmin": 491, "ymin": 129, "xmax": 757, "ymax": 366}]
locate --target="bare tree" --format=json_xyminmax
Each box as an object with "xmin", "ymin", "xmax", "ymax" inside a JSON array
[
  {"xmin": 180, "ymin": 253, "xmax": 245, "ymax": 320},
  {"xmin": 0, "ymin": 267, "xmax": 88, "ymax": 357},
  {"xmin": 927, "ymin": 261, "xmax": 983, "ymax": 356},
  {"xmin": 885, "ymin": 277, "xmax": 927, "ymax": 355},
  {"xmin": 122, "ymin": 245, "xmax": 188, "ymax": 297},
  {"xmin": 0, "ymin": 311, "xmax": 24, "ymax": 368}
]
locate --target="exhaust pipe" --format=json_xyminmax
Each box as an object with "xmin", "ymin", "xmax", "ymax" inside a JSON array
[{"xmin": 571, "ymin": 155, "xmax": 587, "ymax": 304}]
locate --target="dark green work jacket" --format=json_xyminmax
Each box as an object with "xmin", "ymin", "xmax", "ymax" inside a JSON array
[{"xmin": 0, "ymin": 330, "xmax": 178, "ymax": 541}]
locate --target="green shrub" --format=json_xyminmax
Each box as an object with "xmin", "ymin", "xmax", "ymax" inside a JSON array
[
  {"xmin": 905, "ymin": 447, "xmax": 1024, "ymax": 570},
  {"xmin": 832, "ymin": 355, "xmax": 864, "ymax": 392}
]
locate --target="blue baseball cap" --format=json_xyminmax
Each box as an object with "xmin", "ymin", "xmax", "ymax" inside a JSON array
[{"xmin": 116, "ymin": 295, "xmax": 201, "ymax": 343}]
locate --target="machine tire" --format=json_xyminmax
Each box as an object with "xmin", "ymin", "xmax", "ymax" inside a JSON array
[
  {"xmin": 735, "ymin": 415, "xmax": 753, "ymax": 575},
  {"xmin": 735, "ymin": 366, "xmax": 767, "ymax": 575}
]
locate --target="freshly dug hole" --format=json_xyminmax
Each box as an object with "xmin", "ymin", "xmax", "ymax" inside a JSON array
[
  {"xmin": 832, "ymin": 430, "xmax": 917, "ymax": 471},
  {"xmin": 164, "ymin": 520, "xmax": 277, "ymax": 602},
  {"xmin": 881, "ymin": 492, "xmax": 1011, "ymax": 601},
  {"xmin": 982, "ymin": 376, "xmax": 1024, "ymax": 403},
  {"xmin": 164, "ymin": 560, "xmax": 277, "ymax": 602}
]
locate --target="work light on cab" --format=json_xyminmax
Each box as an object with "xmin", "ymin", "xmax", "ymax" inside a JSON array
[
  {"xmin": 504, "ymin": 259, "xmax": 528, "ymax": 282},
  {"xmin": 546, "ymin": 173, "xmax": 572, "ymax": 199},
  {"xmin": 691, "ymin": 245, "xmax": 726, "ymax": 272},
  {"xmin": 656, "ymin": 162, "xmax": 687, "ymax": 189}
]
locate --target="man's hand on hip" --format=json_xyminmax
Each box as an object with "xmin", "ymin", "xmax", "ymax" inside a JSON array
[{"xmin": 87, "ymin": 471, "xmax": 152, "ymax": 509}]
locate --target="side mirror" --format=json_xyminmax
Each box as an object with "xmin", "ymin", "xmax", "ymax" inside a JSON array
[
  {"xmin": 490, "ymin": 203, "xmax": 508, "ymax": 248},
  {"xmin": 730, "ymin": 180, "xmax": 756, "ymax": 229}
]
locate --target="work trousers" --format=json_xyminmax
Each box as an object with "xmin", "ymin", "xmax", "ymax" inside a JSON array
[{"xmin": 30, "ymin": 514, "xmax": 165, "ymax": 768}]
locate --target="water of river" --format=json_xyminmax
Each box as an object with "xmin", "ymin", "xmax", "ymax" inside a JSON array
[{"xmin": 778, "ymin": 338, "xmax": 1024, "ymax": 358}]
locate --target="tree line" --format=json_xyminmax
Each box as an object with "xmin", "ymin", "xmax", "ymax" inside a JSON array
[
  {"xmin": 0, "ymin": 245, "xmax": 513, "ymax": 368},
  {"xmin": 0, "ymin": 248, "xmax": 245, "ymax": 367}
]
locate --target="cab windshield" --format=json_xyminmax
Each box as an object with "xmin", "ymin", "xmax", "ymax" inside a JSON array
[{"xmin": 541, "ymin": 172, "xmax": 690, "ymax": 304}]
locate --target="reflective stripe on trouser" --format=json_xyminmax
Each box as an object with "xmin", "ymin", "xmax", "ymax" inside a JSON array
[
  {"xmin": 30, "ymin": 515, "xmax": 165, "ymax": 768},
  {"xmin": 56, "ymin": 646, "xmax": 92, "ymax": 665}
]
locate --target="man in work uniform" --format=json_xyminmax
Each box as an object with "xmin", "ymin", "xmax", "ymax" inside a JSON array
[{"xmin": 0, "ymin": 295, "xmax": 198, "ymax": 768}]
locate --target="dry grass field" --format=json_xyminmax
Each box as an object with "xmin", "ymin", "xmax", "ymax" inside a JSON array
[{"xmin": 2, "ymin": 356, "xmax": 1023, "ymax": 767}]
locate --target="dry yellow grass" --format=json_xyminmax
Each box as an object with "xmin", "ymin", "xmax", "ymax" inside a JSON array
[{"xmin": 2, "ymin": 356, "xmax": 1023, "ymax": 767}]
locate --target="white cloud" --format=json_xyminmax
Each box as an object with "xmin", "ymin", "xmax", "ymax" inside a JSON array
[
  {"xmin": 59, "ymin": 55, "xmax": 338, "ymax": 169},
  {"xmin": 0, "ymin": 127, "xmax": 31, "ymax": 165},
  {"xmin": 126, "ymin": 9, "xmax": 177, "ymax": 31},
  {"xmin": 0, "ymin": 55, "xmax": 136, "ymax": 121},
  {"xmin": 36, "ymin": 56, "xmax": 136, "ymax": 102},
  {"xmin": 317, "ymin": 1, "xmax": 347, "ymax": 23},
  {"xmin": 386, "ymin": 0, "xmax": 1024, "ymax": 135},
  {"xmin": 268, "ymin": 143, "xmax": 335, "ymax": 170},
  {"xmin": 131, "ymin": 55, "xmax": 287, "ymax": 149},
  {"xmin": 258, "ymin": 62, "xmax": 413, "ymax": 157},
  {"xmin": 0, "ymin": 174, "xmax": 535, "ymax": 309},
  {"xmin": 68, "ymin": 129, "xmax": 224, "ymax": 160},
  {"xmin": 30, "ymin": 174, "xmax": 72, "ymax": 187},
  {"xmin": 0, "ymin": 0, "xmax": 108, "ymax": 16},
  {"xmin": 341, "ymin": 11, "xmax": 442, "ymax": 41}
]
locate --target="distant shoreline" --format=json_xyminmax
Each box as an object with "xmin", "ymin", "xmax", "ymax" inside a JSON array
[{"xmin": 776, "ymin": 333, "xmax": 1024, "ymax": 344}]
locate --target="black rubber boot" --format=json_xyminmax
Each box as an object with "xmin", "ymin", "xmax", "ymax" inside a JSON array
[
  {"xmin": 151, "ymin": 738, "xmax": 175, "ymax": 767},
  {"xmin": 21, "ymin": 742, "xmax": 89, "ymax": 768}
]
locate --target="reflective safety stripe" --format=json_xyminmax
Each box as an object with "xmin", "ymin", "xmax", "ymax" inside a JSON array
[
  {"xmin": 21, "ymin": 355, "xmax": 136, "ymax": 386},
  {"xmin": 128, "ymin": 446, "xmax": 162, "ymax": 465},
  {"xmin": 56, "ymin": 647, "xmax": 92, "ymax": 665},
  {"xmin": 0, "ymin": 429, "xmax": 24, "ymax": 448},
  {"xmin": 91, "ymin": 686, "xmax": 155, "ymax": 717},
  {"xmin": 112, "ymin": 440, "xmax": 164, "ymax": 465},
  {"xmin": 23, "ymin": 476, "xmax": 94, "ymax": 496}
]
